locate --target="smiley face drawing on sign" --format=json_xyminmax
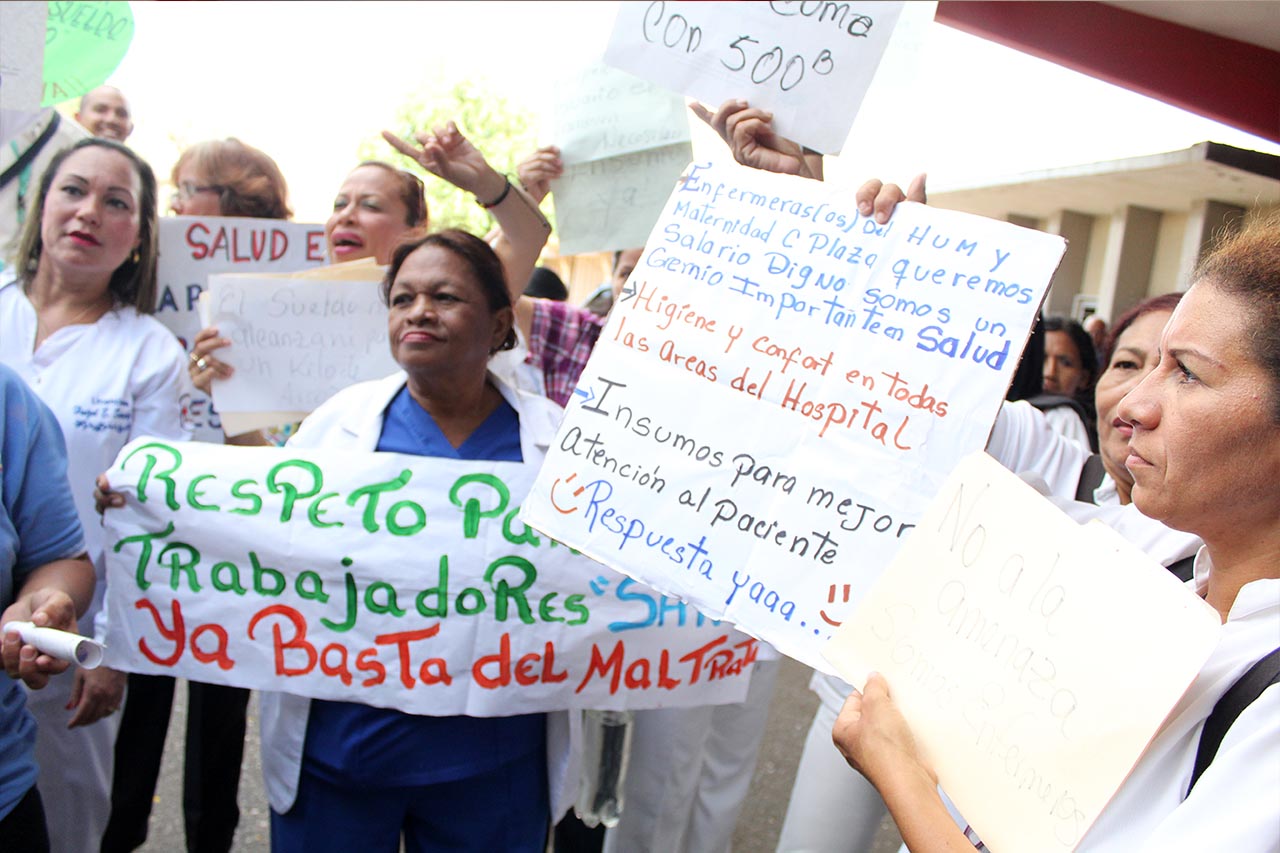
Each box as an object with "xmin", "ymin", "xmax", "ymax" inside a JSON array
[{"xmin": 550, "ymin": 472, "xmax": 586, "ymax": 514}]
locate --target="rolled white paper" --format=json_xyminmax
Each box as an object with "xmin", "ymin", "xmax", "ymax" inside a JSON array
[{"xmin": 2, "ymin": 622, "xmax": 104, "ymax": 669}]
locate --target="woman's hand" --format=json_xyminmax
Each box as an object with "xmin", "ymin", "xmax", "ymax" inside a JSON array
[
  {"xmin": 66, "ymin": 665, "xmax": 126, "ymax": 727},
  {"xmin": 855, "ymin": 175, "xmax": 928, "ymax": 225},
  {"xmin": 94, "ymin": 473, "xmax": 124, "ymax": 516},
  {"xmin": 1, "ymin": 589, "xmax": 78, "ymax": 689},
  {"xmin": 386, "ymin": 122, "xmax": 551, "ymax": 314},
  {"xmin": 832, "ymin": 672, "xmax": 933, "ymax": 786},
  {"xmin": 834, "ymin": 673, "xmax": 978, "ymax": 852},
  {"xmin": 516, "ymin": 146, "xmax": 563, "ymax": 205},
  {"xmin": 188, "ymin": 325, "xmax": 233, "ymax": 395},
  {"xmin": 690, "ymin": 99, "xmax": 820, "ymax": 180},
  {"xmin": 383, "ymin": 121, "xmax": 507, "ymax": 205}
]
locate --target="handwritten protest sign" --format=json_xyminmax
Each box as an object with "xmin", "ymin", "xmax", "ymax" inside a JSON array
[
  {"xmin": 103, "ymin": 439, "xmax": 754, "ymax": 714},
  {"xmin": 823, "ymin": 452, "xmax": 1220, "ymax": 853},
  {"xmin": 604, "ymin": 1, "xmax": 904, "ymax": 153},
  {"xmin": 204, "ymin": 274, "xmax": 397, "ymax": 419},
  {"xmin": 154, "ymin": 217, "xmax": 326, "ymax": 441},
  {"xmin": 554, "ymin": 61, "xmax": 691, "ymax": 164},
  {"xmin": 552, "ymin": 142, "xmax": 693, "ymax": 255},
  {"xmin": 521, "ymin": 158, "xmax": 1066, "ymax": 673},
  {"xmin": 42, "ymin": 1, "xmax": 134, "ymax": 106}
]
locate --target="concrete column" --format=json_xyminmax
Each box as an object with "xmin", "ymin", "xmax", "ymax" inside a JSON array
[
  {"xmin": 1043, "ymin": 210, "xmax": 1095, "ymax": 318},
  {"xmin": 1095, "ymin": 205, "xmax": 1162, "ymax": 321},
  {"xmin": 1175, "ymin": 199, "xmax": 1245, "ymax": 289}
]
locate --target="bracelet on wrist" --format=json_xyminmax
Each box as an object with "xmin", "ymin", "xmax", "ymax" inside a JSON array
[{"xmin": 476, "ymin": 176, "xmax": 512, "ymax": 209}]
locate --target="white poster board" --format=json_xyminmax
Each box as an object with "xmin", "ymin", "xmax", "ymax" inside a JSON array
[
  {"xmin": 604, "ymin": 0, "xmax": 905, "ymax": 154},
  {"xmin": 823, "ymin": 452, "xmax": 1221, "ymax": 852},
  {"xmin": 554, "ymin": 61, "xmax": 691, "ymax": 164},
  {"xmin": 205, "ymin": 274, "xmax": 397, "ymax": 418},
  {"xmin": 552, "ymin": 142, "xmax": 693, "ymax": 255},
  {"xmin": 0, "ymin": 2, "xmax": 45, "ymax": 139},
  {"xmin": 103, "ymin": 439, "xmax": 754, "ymax": 713},
  {"xmin": 154, "ymin": 217, "xmax": 327, "ymax": 441},
  {"xmin": 521, "ymin": 158, "xmax": 1066, "ymax": 672}
]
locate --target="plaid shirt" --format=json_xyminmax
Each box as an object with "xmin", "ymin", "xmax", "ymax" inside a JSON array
[{"xmin": 527, "ymin": 299, "xmax": 605, "ymax": 407}]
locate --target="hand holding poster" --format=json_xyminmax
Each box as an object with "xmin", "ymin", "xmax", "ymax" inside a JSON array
[
  {"xmin": 521, "ymin": 158, "xmax": 1066, "ymax": 672},
  {"xmin": 823, "ymin": 452, "xmax": 1221, "ymax": 853},
  {"xmin": 154, "ymin": 216, "xmax": 327, "ymax": 441},
  {"xmin": 204, "ymin": 274, "xmax": 397, "ymax": 417},
  {"xmin": 550, "ymin": 61, "xmax": 694, "ymax": 254},
  {"xmin": 102, "ymin": 439, "xmax": 753, "ymax": 714},
  {"xmin": 553, "ymin": 143, "xmax": 694, "ymax": 256},
  {"xmin": 604, "ymin": 1, "xmax": 905, "ymax": 153}
]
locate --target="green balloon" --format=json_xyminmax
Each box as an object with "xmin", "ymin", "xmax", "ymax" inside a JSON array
[{"xmin": 42, "ymin": 1, "xmax": 135, "ymax": 107}]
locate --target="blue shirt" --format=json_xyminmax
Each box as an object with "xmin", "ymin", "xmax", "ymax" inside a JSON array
[
  {"xmin": 0, "ymin": 364, "xmax": 85, "ymax": 819},
  {"xmin": 304, "ymin": 386, "xmax": 546, "ymax": 787}
]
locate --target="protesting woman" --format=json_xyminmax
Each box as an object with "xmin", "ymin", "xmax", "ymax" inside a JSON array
[
  {"xmin": 102, "ymin": 136, "xmax": 294, "ymax": 853},
  {"xmin": 322, "ymin": 159, "xmax": 425, "ymax": 267},
  {"xmin": 780, "ymin": 291, "xmax": 1202, "ymax": 852},
  {"xmin": 834, "ymin": 219, "xmax": 1280, "ymax": 850},
  {"xmin": 186, "ymin": 121, "xmax": 550, "ymax": 404},
  {"xmin": 168, "ymin": 137, "xmax": 293, "ymax": 220},
  {"xmin": 259, "ymin": 229, "xmax": 573, "ymax": 851},
  {"xmin": 0, "ymin": 137, "xmax": 188, "ymax": 853}
]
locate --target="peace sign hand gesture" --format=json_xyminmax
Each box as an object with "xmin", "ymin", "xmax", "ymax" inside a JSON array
[{"xmin": 382, "ymin": 121, "xmax": 507, "ymax": 204}]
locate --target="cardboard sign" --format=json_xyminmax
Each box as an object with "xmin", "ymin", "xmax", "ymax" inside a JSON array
[
  {"xmin": 153, "ymin": 216, "xmax": 327, "ymax": 441},
  {"xmin": 521, "ymin": 158, "xmax": 1066, "ymax": 673},
  {"xmin": 823, "ymin": 452, "xmax": 1221, "ymax": 853},
  {"xmin": 604, "ymin": 0, "xmax": 905, "ymax": 153},
  {"xmin": 103, "ymin": 439, "xmax": 754, "ymax": 714}
]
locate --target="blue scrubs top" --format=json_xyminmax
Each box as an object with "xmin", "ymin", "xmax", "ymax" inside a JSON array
[
  {"xmin": 303, "ymin": 386, "xmax": 546, "ymax": 787},
  {"xmin": 0, "ymin": 365, "xmax": 85, "ymax": 818}
]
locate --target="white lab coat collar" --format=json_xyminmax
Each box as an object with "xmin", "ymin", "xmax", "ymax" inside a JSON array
[{"xmin": 326, "ymin": 369, "xmax": 562, "ymax": 461}]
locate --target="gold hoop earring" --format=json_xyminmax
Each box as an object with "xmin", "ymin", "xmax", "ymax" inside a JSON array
[{"xmin": 131, "ymin": 250, "xmax": 140, "ymax": 264}]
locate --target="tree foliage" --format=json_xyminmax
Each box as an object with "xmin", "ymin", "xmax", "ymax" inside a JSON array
[{"xmin": 357, "ymin": 74, "xmax": 542, "ymax": 236}]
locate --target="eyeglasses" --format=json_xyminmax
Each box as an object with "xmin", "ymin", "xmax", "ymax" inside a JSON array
[{"xmin": 173, "ymin": 181, "xmax": 223, "ymax": 200}]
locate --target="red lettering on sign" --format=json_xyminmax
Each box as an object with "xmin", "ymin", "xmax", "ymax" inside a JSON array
[
  {"xmin": 135, "ymin": 598, "xmax": 185, "ymax": 666},
  {"xmin": 247, "ymin": 604, "xmax": 316, "ymax": 676},
  {"xmin": 190, "ymin": 623, "xmax": 234, "ymax": 670},
  {"xmin": 374, "ymin": 625, "xmax": 443, "ymax": 689}
]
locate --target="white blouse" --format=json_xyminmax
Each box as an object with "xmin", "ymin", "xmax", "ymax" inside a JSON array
[{"xmin": 0, "ymin": 274, "xmax": 189, "ymax": 633}]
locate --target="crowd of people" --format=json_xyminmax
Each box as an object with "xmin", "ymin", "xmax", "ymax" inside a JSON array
[{"xmin": 0, "ymin": 78, "xmax": 1276, "ymax": 853}]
